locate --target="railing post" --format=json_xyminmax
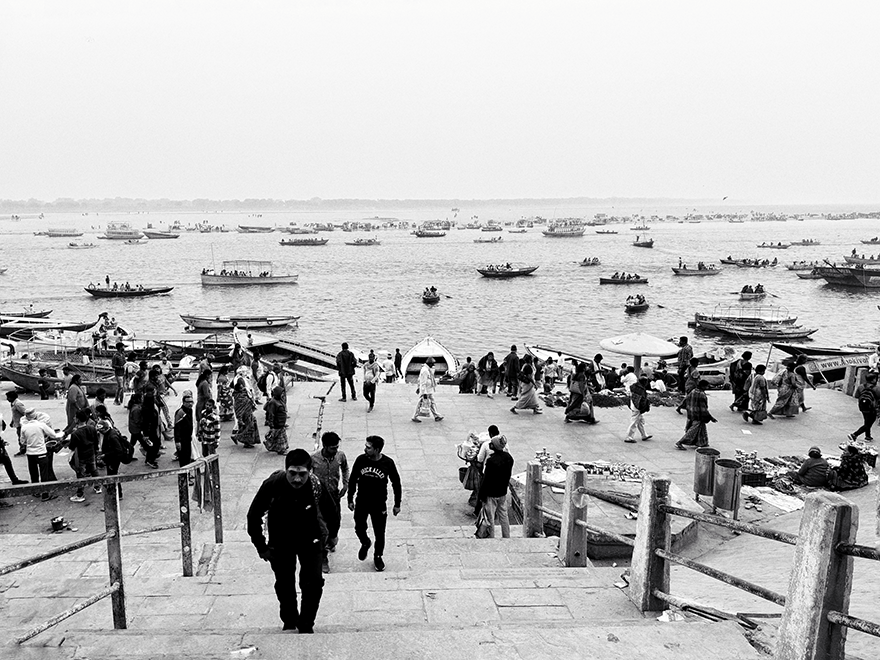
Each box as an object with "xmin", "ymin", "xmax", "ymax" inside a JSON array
[
  {"xmin": 776, "ymin": 492, "xmax": 859, "ymax": 660},
  {"xmin": 523, "ymin": 461, "xmax": 543, "ymax": 538},
  {"xmin": 559, "ymin": 465, "xmax": 588, "ymax": 567},
  {"xmin": 628, "ymin": 473, "xmax": 670, "ymax": 612},
  {"xmin": 209, "ymin": 457, "xmax": 223, "ymax": 544},
  {"xmin": 103, "ymin": 485, "xmax": 127, "ymax": 629},
  {"xmin": 178, "ymin": 473, "xmax": 193, "ymax": 577}
]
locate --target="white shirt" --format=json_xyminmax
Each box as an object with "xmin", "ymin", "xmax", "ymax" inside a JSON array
[
  {"xmin": 476, "ymin": 436, "xmax": 510, "ymax": 467},
  {"xmin": 21, "ymin": 419, "xmax": 57, "ymax": 456},
  {"xmin": 621, "ymin": 373, "xmax": 638, "ymax": 389},
  {"xmin": 381, "ymin": 358, "xmax": 395, "ymax": 377},
  {"xmin": 651, "ymin": 379, "xmax": 667, "ymax": 393},
  {"xmin": 418, "ymin": 364, "xmax": 436, "ymax": 395},
  {"xmin": 869, "ymin": 352, "xmax": 880, "ymax": 371}
]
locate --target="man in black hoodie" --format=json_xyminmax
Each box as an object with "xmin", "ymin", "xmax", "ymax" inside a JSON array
[
  {"xmin": 247, "ymin": 449, "xmax": 332, "ymax": 633},
  {"xmin": 347, "ymin": 435, "xmax": 402, "ymax": 572}
]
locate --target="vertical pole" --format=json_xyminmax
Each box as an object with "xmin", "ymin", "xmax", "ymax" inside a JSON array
[
  {"xmin": 559, "ymin": 465, "xmax": 588, "ymax": 567},
  {"xmin": 628, "ymin": 473, "xmax": 670, "ymax": 612},
  {"xmin": 522, "ymin": 461, "xmax": 543, "ymax": 538},
  {"xmin": 178, "ymin": 472, "xmax": 193, "ymax": 577},
  {"xmin": 776, "ymin": 493, "xmax": 858, "ymax": 660},
  {"xmin": 103, "ymin": 484, "xmax": 127, "ymax": 629},
  {"xmin": 210, "ymin": 456, "xmax": 223, "ymax": 544}
]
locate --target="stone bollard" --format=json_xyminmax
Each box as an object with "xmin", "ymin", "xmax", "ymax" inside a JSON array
[
  {"xmin": 559, "ymin": 465, "xmax": 588, "ymax": 567},
  {"xmin": 628, "ymin": 473, "xmax": 671, "ymax": 612},
  {"xmin": 522, "ymin": 461, "xmax": 543, "ymax": 538},
  {"xmin": 776, "ymin": 492, "xmax": 859, "ymax": 660}
]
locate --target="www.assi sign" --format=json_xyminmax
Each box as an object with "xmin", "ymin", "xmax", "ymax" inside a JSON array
[{"xmin": 805, "ymin": 354, "xmax": 870, "ymax": 373}]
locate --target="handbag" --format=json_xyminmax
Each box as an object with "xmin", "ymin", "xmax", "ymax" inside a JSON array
[
  {"xmin": 417, "ymin": 397, "xmax": 432, "ymax": 417},
  {"xmin": 474, "ymin": 506, "xmax": 492, "ymax": 538},
  {"xmin": 463, "ymin": 462, "xmax": 482, "ymax": 491}
]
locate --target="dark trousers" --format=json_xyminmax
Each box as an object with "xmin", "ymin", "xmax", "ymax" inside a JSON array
[
  {"xmin": 269, "ymin": 549, "xmax": 324, "ymax": 631},
  {"xmin": 363, "ymin": 382, "xmax": 376, "ymax": 408},
  {"xmin": 1, "ymin": 445, "xmax": 23, "ymax": 482},
  {"xmin": 354, "ymin": 501, "xmax": 388, "ymax": 557},
  {"xmin": 677, "ymin": 369, "xmax": 687, "ymax": 393},
  {"xmin": 506, "ymin": 374, "xmax": 517, "ymax": 396},
  {"xmin": 178, "ymin": 438, "xmax": 192, "ymax": 467},
  {"xmin": 853, "ymin": 410, "xmax": 877, "ymax": 440},
  {"xmin": 339, "ymin": 375, "xmax": 356, "ymax": 399},
  {"xmin": 75, "ymin": 457, "xmax": 99, "ymax": 498},
  {"xmin": 324, "ymin": 490, "xmax": 342, "ymax": 545},
  {"xmin": 143, "ymin": 430, "xmax": 160, "ymax": 464},
  {"xmin": 27, "ymin": 454, "xmax": 51, "ymax": 484}
]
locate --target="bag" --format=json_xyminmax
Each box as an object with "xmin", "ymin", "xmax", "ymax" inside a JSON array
[
  {"xmin": 569, "ymin": 379, "xmax": 584, "ymax": 395},
  {"xmin": 257, "ymin": 371, "xmax": 269, "ymax": 395},
  {"xmin": 119, "ymin": 433, "xmax": 135, "ymax": 464},
  {"xmin": 463, "ymin": 463, "xmax": 482, "ymax": 491},
  {"xmin": 518, "ymin": 371, "xmax": 530, "ymax": 384},
  {"xmin": 417, "ymin": 397, "xmax": 432, "ymax": 417},
  {"xmin": 858, "ymin": 387, "xmax": 875, "ymax": 412},
  {"xmin": 474, "ymin": 506, "xmax": 491, "ymax": 538}
]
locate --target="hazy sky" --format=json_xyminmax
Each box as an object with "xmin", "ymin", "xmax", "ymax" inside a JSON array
[{"xmin": 1, "ymin": 1, "xmax": 878, "ymax": 203}]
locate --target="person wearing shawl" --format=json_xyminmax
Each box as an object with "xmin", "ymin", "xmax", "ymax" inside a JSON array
[
  {"xmin": 675, "ymin": 380, "xmax": 717, "ymax": 450},
  {"xmin": 263, "ymin": 386, "xmax": 289, "ymax": 454},
  {"xmin": 743, "ymin": 364, "xmax": 770, "ymax": 424},
  {"xmin": 232, "ymin": 375, "xmax": 261, "ymax": 448},
  {"xmin": 769, "ymin": 363, "xmax": 799, "ymax": 418},
  {"xmin": 174, "ymin": 390, "xmax": 195, "ymax": 467}
]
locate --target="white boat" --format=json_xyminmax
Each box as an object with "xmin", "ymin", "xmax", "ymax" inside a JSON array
[
  {"xmin": 201, "ymin": 260, "xmax": 298, "ymax": 286},
  {"xmin": 181, "ymin": 314, "xmax": 300, "ymax": 331},
  {"xmin": 45, "ymin": 228, "xmax": 84, "ymax": 238},
  {"xmin": 400, "ymin": 336, "xmax": 458, "ymax": 378},
  {"xmin": 97, "ymin": 221, "xmax": 144, "ymax": 240}
]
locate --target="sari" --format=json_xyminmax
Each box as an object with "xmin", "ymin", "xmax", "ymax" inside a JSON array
[
  {"xmin": 769, "ymin": 370, "xmax": 799, "ymax": 417},
  {"xmin": 232, "ymin": 387, "xmax": 261, "ymax": 447},
  {"xmin": 513, "ymin": 365, "xmax": 541, "ymax": 411},
  {"xmin": 746, "ymin": 374, "xmax": 769, "ymax": 422},
  {"xmin": 678, "ymin": 389, "xmax": 711, "ymax": 447},
  {"xmin": 459, "ymin": 363, "xmax": 478, "ymax": 394}
]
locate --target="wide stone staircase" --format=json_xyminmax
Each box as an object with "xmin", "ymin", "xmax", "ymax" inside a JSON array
[{"xmin": 1, "ymin": 520, "xmax": 765, "ymax": 659}]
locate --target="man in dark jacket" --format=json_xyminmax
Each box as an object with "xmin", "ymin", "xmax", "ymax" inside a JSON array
[
  {"xmin": 503, "ymin": 345, "xmax": 520, "ymax": 397},
  {"xmin": 477, "ymin": 352, "xmax": 499, "ymax": 397},
  {"xmin": 247, "ymin": 449, "xmax": 331, "ymax": 634},
  {"xmin": 478, "ymin": 433, "xmax": 514, "ymax": 538},
  {"xmin": 335, "ymin": 342, "xmax": 357, "ymax": 402},
  {"xmin": 68, "ymin": 408, "xmax": 101, "ymax": 502},
  {"xmin": 347, "ymin": 435, "xmax": 401, "ymax": 573}
]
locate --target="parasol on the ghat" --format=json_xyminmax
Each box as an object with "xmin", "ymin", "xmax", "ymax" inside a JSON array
[{"xmin": 599, "ymin": 332, "xmax": 680, "ymax": 376}]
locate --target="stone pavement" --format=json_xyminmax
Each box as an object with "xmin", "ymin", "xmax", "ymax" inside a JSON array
[{"xmin": 0, "ymin": 377, "xmax": 877, "ymax": 657}]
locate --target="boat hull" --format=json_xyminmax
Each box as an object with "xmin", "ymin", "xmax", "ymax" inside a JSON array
[
  {"xmin": 84, "ymin": 287, "xmax": 174, "ymax": 298},
  {"xmin": 143, "ymin": 231, "xmax": 180, "ymax": 239},
  {"xmin": 477, "ymin": 266, "xmax": 538, "ymax": 278},
  {"xmin": 400, "ymin": 336, "xmax": 458, "ymax": 377},
  {"xmin": 280, "ymin": 239, "xmax": 329, "ymax": 246},
  {"xmin": 0, "ymin": 364, "xmax": 117, "ymax": 397},
  {"xmin": 814, "ymin": 266, "xmax": 880, "ymax": 288},
  {"xmin": 599, "ymin": 278, "xmax": 648, "ymax": 284},
  {"xmin": 671, "ymin": 268, "xmax": 720, "ymax": 276},
  {"xmin": 182, "ymin": 314, "xmax": 299, "ymax": 330},
  {"xmin": 625, "ymin": 303, "xmax": 649, "ymax": 313},
  {"xmin": 201, "ymin": 274, "xmax": 298, "ymax": 286},
  {"xmin": 422, "ymin": 295, "xmax": 440, "ymax": 305}
]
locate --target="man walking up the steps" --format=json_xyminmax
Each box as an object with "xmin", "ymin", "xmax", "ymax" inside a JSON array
[
  {"xmin": 347, "ymin": 435, "xmax": 402, "ymax": 572},
  {"xmin": 247, "ymin": 449, "xmax": 333, "ymax": 633},
  {"xmin": 311, "ymin": 431, "xmax": 350, "ymax": 574}
]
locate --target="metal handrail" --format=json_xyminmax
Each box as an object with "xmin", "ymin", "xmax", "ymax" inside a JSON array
[
  {"xmin": 535, "ymin": 504, "xmax": 563, "ymax": 521},
  {"xmin": 827, "ymin": 610, "xmax": 880, "ymax": 639},
  {"xmin": 654, "ymin": 548, "xmax": 786, "ymax": 606},
  {"xmin": 0, "ymin": 531, "xmax": 114, "ymax": 577},
  {"xmin": 574, "ymin": 519, "xmax": 635, "ymax": 547},
  {"xmin": 659, "ymin": 504, "xmax": 798, "ymax": 545},
  {"xmin": 12, "ymin": 582, "xmax": 120, "ymax": 645},
  {"xmin": 836, "ymin": 542, "xmax": 880, "ymax": 561}
]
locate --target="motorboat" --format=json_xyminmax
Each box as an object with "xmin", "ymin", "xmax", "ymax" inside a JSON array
[
  {"xmin": 181, "ymin": 314, "xmax": 300, "ymax": 331},
  {"xmin": 201, "ymin": 260, "xmax": 298, "ymax": 286},
  {"xmin": 671, "ymin": 266, "xmax": 720, "ymax": 276},
  {"xmin": 85, "ymin": 285, "xmax": 174, "ymax": 298},
  {"xmin": 542, "ymin": 221, "xmax": 585, "ymax": 237},
  {"xmin": 280, "ymin": 237, "xmax": 329, "ymax": 246},
  {"xmin": 143, "ymin": 230, "xmax": 180, "ymax": 239},
  {"xmin": 97, "ymin": 221, "xmax": 144, "ymax": 240},
  {"xmin": 400, "ymin": 336, "xmax": 458, "ymax": 378},
  {"xmin": 344, "ymin": 237, "xmax": 380, "ymax": 246},
  {"xmin": 45, "ymin": 228, "xmax": 84, "ymax": 238},
  {"xmin": 477, "ymin": 265, "xmax": 538, "ymax": 278},
  {"xmin": 813, "ymin": 265, "xmax": 880, "ymax": 288}
]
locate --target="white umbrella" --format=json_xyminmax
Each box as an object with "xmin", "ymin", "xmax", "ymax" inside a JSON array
[{"xmin": 599, "ymin": 332, "xmax": 680, "ymax": 376}]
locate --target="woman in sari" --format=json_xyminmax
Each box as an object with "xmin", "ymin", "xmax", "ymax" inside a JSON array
[
  {"xmin": 458, "ymin": 358, "xmax": 478, "ymax": 394},
  {"xmin": 729, "ymin": 355, "xmax": 753, "ymax": 412},
  {"xmin": 511, "ymin": 354, "xmax": 543, "ymax": 414},
  {"xmin": 231, "ymin": 376, "xmax": 260, "ymax": 448},
  {"xmin": 675, "ymin": 380, "xmax": 717, "ymax": 449},
  {"xmin": 743, "ymin": 364, "xmax": 769, "ymax": 424},
  {"xmin": 564, "ymin": 362, "xmax": 589, "ymax": 422},
  {"xmin": 263, "ymin": 386, "xmax": 289, "ymax": 454},
  {"xmin": 794, "ymin": 364, "xmax": 815, "ymax": 412},
  {"xmin": 216, "ymin": 365, "xmax": 235, "ymax": 422},
  {"xmin": 769, "ymin": 363, "xmax": 799, "ymax": 418}
]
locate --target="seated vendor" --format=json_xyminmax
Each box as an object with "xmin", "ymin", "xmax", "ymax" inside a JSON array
[
  {"xmin": 829, "ymin": 446, "xmax": 870, "ymax": 491},
  {"xmin": 790, "ymin": 446, "xmax": 829, "ymax": 487}
]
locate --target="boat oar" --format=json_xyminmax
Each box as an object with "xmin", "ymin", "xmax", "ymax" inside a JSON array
[{"xmin": 443, "ymin": 294, "xmax": 453, "ymax": 299}]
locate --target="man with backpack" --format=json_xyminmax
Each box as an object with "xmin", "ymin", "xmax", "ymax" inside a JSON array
[
  {"xmin": 850, "ymin": 371, "xmax": 880, "ymax": 442},
  {"xmin": 247, "ymin": 449, "xmax": 333, "ymax": 634}
]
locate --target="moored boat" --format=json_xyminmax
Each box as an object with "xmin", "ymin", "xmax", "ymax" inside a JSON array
[
  {"xmin": 400, "ymin": 336, "xmax": 458, "ymax": 377},
  {"xmin": 232, "ymin": 330, "xmax": 341, "ymax": 381},
  {"xmin": 181, "ymin": 314, "xmax": 299, "ymax": 331},
  {"xmin": 0, "ymin": 308, "xmax": 52, "ymax": 318},
  {"xmin": 671, "ymin": 266, "xmax": 720, "ymax": 276},
  {"xmin": 280, "ymin": 237, "xmax": 329, "ymax": 246},
  {"xmin": 704, "ymin": 322, "xmax": 818, "ymax": 340},
  {"xmin": 796, "ymin": 269, "xmax": 825, "ymax": 280},
  {"xmin": 84, "ymin": 285, "xmax": 174, "ymax": 298},
  {"xmin": 97, "ymin": 221, "xmax": 144, "ymax": 240},
  {"xmin": 237, "ymin": 225, "xmax": 275, "ymax": 233},
  {"xmin": 201, "ymin": 260, "xmax": 298, "ymax": 286},
  {"xmin": 476, "ymin": 265, "xmax": 538, "ymax": 278},
  {"xmin": 0, "ymin": 363, "xmax": 117, "ymax": 397},
  {"xmin": 0, "ymin": 315, "xmax": 98, "ymax": 339},
  {"xmin": 813, "ymin": 265, "xmax": 880, "ymax": 288}
]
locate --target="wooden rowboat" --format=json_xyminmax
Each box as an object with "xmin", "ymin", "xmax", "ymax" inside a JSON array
[
  {"xmin": 84, "ymin": 286, "xmax": 174, "ymax": 298},
  {"xmin": 671, "ymin": 267, "xmax": 721, "ymax": 276},
  {"xmin": 0, "ymin": 363, "xmax": 118, "ymax": 397},
  {"xmin": 625, "ymin": 302, "xmax": 649, "ymax": 313},
  {"xmin": 599, "ymin": 277, "xmax": 648, "ymax": 285},
  {"xmin": 477, "ymin": 265, "xmax": 538, "ymax": 278},
  {"xmin": 181, "ymin": 314, "xmax": 300, "ymax": 331},
  {"xmin": 400, "ymin": 336, "xmax": 458, "ymax": 377}
]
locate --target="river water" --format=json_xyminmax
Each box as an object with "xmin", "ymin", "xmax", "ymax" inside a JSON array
[{"xmin": 1, "ymin": 206, "xmax": 878, "ymax": 364}]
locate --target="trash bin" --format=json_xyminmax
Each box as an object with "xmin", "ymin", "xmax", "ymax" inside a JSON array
[
  {"xmin": 713, "ymin": 458, "xmax": 743, "ymax": 517},
  {"xmin": 693, "ymin": 447, "xmax": 721, "ymax": 497}
]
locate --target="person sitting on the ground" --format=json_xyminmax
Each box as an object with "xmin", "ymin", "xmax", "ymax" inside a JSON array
[
  {"xmin": 789, "ymin": 446, "xmax": 829, "ymax": 487},
  {"xmin": 828, "ymin": 446, "xmax": 870, "ymax": 491}
]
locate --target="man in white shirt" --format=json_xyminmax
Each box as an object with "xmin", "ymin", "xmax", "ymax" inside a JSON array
[
  {"xmin": 620, "ymin": 366, "xmax": 638, "ymax": 390},
  {"xmin": 868, "ymin": 345, "xmax": 880, "ymax": 372},
  {"xmin": 20, "ymin": 409, "xmax": 58, "ymax": 500},
  {"xmin": 412, "ymin": 357, "xmax": 443, "ymax": 423},
  {"xmin": 381, "ymin": 353, "xmax": 396, "ymax": 383}
]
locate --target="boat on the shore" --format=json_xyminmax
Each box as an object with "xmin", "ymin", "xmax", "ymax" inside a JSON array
[
  {"xmin": 0, "ymin": 315, "xmax": 98, "ymax": 339},
  {"xmin": 232, "ymin": 329, "xmax": 340, "ymax": 382},
  {"xmin": 632, "ymin": 238, "xmax": 654, "ymax": 248},
  {"xmin": 400, "ymin": 336, "xmax": 458, "ymax": 378},
  {"xmin": 280, "ymin": 237, "xmax": 329, "ymax": 246},
  {"xmin": 595, "ymin": 229, "xmax": 618, "ymax": 235},
  {"xmin": 705, "ymin": 321, "xmax": 818, "ymax": 341},
  {"xmin": 181, "ymin": 314, "xmax": 299, "ymax": 331},
  {"xmin": 796, "ymin": 270, "xmax": 824, "ymax": 280},
  {"xmin": 0, "ymin": 308, "xmax": 52, "ymax": 319},
  {"xmin": 68, "ymin": 242, "xmax": 97, "ymax": 249},
  {"xmin": 237, "ymin": 225, "xmax": 275, "ymax": 234},
  {"xmin": 201, "ymin": 260, "xmax": 298, "ymax": 286},
  {"xmin": 599, "ymin": 276, "xmax": 648, "ymax": 284},
  {"xmin": 344, "ymin": 237, "xmax": 380, "ymax": 246},
  {"xmin": 97, "ymin": 221, "xmax": 144, "ymax": 240},
  {"xmin": 474, "ymin": 236, "xmax": 503, "ymax": 244},
  {"xmin": 579, "ymin": 258, "xmax": 601, "ymax": 267},
  {"xmin": 476, "ymin": 265, "xmax": 539, "ymax": 278},
  {"xmin": 672, "ymin": 266, "xmax": 720, "ymax": 276},
  {"xmin": 143, "ymin": 230, "xmax": 180, "ymax": 239},
  {"xmin": 422, "ymin": 291, "xmax": 441, "ymax": 305},
  {"xmin": 814, "ymin": 265, "xmax": 880, "ymax": 288},
  {"xmin": 757, "ymin": 243, "xmax": 790, "ymax": 249},
  {"xmin": 692, "ymin": 306, "xmax": 798, "ymax": 332},
  {"xmin": 844, "ymin": 255, "xmax": 880, "ymax": 265},
  {"xmin": 84, "ymin": 285, "xmax": 174, "ymax": 298},
  {"xmin": 0, "ymin": 363, "xmax": 118, "ymax": 397}
]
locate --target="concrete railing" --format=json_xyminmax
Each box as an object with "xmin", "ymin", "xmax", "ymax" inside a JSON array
[
  {"xmin": 522, "ymin": 462, "xmax": 879, "ymax": 660},
  {"xmin": 0, "ymin": 455, "xmax": 223, "ymax": 644}
]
